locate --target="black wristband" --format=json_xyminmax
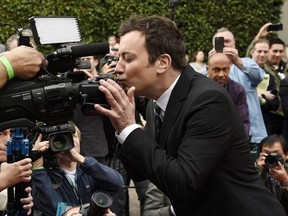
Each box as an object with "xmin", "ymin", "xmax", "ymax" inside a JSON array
[{"xmin": 30, "ymin": 150, "xmax": 43, "ymax": 162}]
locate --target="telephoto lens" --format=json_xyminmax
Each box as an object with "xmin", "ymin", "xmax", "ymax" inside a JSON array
[{"xmin": 86, "ymin": 191, "xmax": 113, "ymax": 216}]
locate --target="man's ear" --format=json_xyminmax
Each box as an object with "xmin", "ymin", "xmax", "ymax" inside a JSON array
[{"xmin": 157, "ymin": 54, "xmax": 171, "ymax": 74}]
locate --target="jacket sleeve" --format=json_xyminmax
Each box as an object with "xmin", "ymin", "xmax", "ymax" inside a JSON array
[
  {"xmin": 237, "ymin": 87, "xmax": 250, "ymax": 138},
  {"xmin": 118, "ymin": 89, "xmax": 245, "ymax": 202},
  {"xmin": 32, "ymin": 169, "xmax": 63, "ymax": 216},
  {"xmin": 241, "ymin": 57, "xmax": 265, "ymax": 87},
  {"xmin": 80, "ymin": 157, "xmax": 124, "ymax": 194},
  {"xmin": 143, "ymin": 182, "xmax": 172, "ymax": 216}
]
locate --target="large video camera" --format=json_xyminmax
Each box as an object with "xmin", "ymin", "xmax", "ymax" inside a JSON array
[
  {"xmin": 1, "ymin": 16, "xmax": 113, "ymax": 216},
  {"xmin": 0, "ymin": 16, "xmax": 113, "ymax": 131}
]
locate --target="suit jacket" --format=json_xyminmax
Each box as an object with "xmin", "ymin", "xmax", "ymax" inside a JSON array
[
  {"xmin": 143, "ymin": 182, "xmax": 172, "ymax": 216},
  {"xmin": 118, "ymin": 66, "xmax": 286, "ymax": 216},
  {"xmin": 225, "ymin": 78, "xmax": 250, "ymax": 138}
]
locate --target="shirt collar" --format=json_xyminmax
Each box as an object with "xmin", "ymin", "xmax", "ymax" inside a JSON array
[{"xmin": 155, "ymin": 75, "xmax": 180, "ymax": 112}]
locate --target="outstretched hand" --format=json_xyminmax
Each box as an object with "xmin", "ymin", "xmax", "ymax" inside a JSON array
[
  {"xmin": 94, "ymin": 79, "xmax": 136, "ymax": 133},
  {"xmin": 0, "ymin": 158, "xmax": 32, "ymax": 191},
  {"xmin": 255, "ymin": 23, "xmax": 273, "ymax": 40}
]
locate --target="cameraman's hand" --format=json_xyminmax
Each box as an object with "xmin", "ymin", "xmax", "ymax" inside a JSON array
[
  {"xmin": 269, "ymin": 161, "xmax": 288, "ymax": 186},
  {"xmin": 100, "ymin": 62, "xmax": 117, "ymax": 75},
  {"xmin": 103, "ymin": 208, "xmax": 116, "ymax": 216},
  {"xmin": 255, "ymin": 152, "xmax": 267, "ymax": 168},
  {"xmin": 3, "ymin": 46, "xmax": 45, "ymax": 80},
  {"xmin": 0, "ymin": 158, "xmax": 32, "ymax": 191},
  {"xmin": 79, "ymin": 69, "xmax": 94, "ymax": 79},
  {"xmin": 68, "ymin": 148, "xmax": 85, "ymax": 164},
  {"xmin": 21, "ymin": 186, "xmax": 33, "ymax": 215},
  {"xmin": 32, "ymin": 134, "xmax": 49, "ymax": 152},
  {"xmin": 31, "ymin": 134, "xmax": 48, "ymax": 168},
  {"xmin": 94, "ymin": 79, "xmax": 136, "ymax": 133}
]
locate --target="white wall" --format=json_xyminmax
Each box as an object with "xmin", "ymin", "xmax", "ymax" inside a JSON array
[{"xmin": 278, "ymin": 0, "xmax": 288, "ymax": 45}]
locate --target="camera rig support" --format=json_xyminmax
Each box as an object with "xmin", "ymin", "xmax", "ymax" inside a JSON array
[{"xmin": 6, "ymin": 128, "xmax": 30, "ymax": 216}]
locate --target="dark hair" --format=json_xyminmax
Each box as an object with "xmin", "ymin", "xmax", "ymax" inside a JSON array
[
  {"xmin": 269, "ymin": 38, "xmax": 285, "ymax": 49},
  {"xmin": 118, "ymin": 15, "xmax": 187, "ymax": 70},
  {"xmin": 191, "ymin": 50, "xmax": 204, "ymax": 62},
  {"xmin": 259, "ymin": 134, "xmax": 288, "ymax": 154}
]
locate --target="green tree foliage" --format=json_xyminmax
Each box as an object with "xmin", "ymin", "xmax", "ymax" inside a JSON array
[{"xmin": 0, "ymin": 0, "xmax": 284, "ymax": 58}]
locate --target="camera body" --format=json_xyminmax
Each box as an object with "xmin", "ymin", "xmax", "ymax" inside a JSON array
[
  {"xmin": 264, "ymin": 153, "xmax": 284, "ymax": 168},
  {"xmin": 37, "ymin": 122, "xmax": 75, "ymax": 152}
]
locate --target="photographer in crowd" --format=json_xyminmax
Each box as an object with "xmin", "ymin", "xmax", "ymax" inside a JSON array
[
  {"xmin": 0, "ymin": 45, "xmax": 44, "ymax": 89},
  {"xmin": 255, "ymin": 134, "xmax": 288, "ymax": 214},
  {"xmin": 31, "ymin": 123, "xmax": 123, "ymax": 216}
]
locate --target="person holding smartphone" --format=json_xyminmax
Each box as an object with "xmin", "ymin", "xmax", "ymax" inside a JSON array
[
  {"xmin": 246, "ymin": 23, "xmax": 287, "ymax": 136},
  {"xmin": 210, "ymin": 27, "xmax": 267, "ymax": 161}
]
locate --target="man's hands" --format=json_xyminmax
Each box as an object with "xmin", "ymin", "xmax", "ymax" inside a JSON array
[
  {"xmin": 31, "ymin": 134, "xmax": 49, "ymax": 168},
  {"xmin": 21, "ymin": 186, "xmax": 34, "ymax": 215},
  {"xmin": 0, "ymin": 158, "xmax": 32, "ymax": 191},
  {"xmin": 270, "ymin": 161, "xmax": 288, "ymax": 186},
  {"xmin": 4, "ymin": 46, "xmax": 45, "ymax": 80},
  {"xmin": 254, "ymin": 23, "xmax": 273, "ymax": 41},
  {"xmin": 94, "ymin": 79, "xmax": 136, "ymax": 133},
  {"xmin": 209, "ymin": 47, "xmax": 243, "ymax": 68}
]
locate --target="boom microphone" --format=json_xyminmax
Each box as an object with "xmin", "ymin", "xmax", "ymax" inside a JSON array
[{"xmin": 55, "ymin": 42, "xmax": 110, "ymax": 57}]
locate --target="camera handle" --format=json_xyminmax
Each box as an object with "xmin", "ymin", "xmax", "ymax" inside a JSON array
[{"xmin": 6, "ymin": 128, "xmax": 30, "ymax": 216}]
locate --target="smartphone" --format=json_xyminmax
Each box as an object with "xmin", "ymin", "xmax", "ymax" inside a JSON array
[
  {"xmin": 267, "ymin": 23, "xmax": 283, "ymax": 31},
  {"xmin": 215, "ymin": 37, "xmax": 224, "ymax": 53}
]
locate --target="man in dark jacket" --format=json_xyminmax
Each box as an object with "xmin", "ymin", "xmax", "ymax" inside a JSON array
[
  {"xmin": 95, "ymin": 15, "xmax": 286, "ymax": 216},
  {"xmin": 207, "ymin": 52, "xmax": 250, "ymax": 138},
  {"xmin": 31, "ymin": 124, "xmax": 123, "ymax": 216}
]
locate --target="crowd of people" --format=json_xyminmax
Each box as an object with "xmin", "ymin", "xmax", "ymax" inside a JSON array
[{"xmin": 0, "ymin": 14, "xmax": 287, "ymax": 216}]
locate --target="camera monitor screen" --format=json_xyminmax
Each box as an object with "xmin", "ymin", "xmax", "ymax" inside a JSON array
[{"xmin": 29, "ymin": 16, "xmax": 82, "ymax": 45}]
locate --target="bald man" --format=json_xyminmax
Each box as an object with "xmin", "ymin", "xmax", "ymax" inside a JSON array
[{"xmin": 207, "ymin": 53, "xmax": 250, "ymax": 138}]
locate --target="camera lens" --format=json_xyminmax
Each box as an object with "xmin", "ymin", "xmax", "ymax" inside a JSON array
[
  {"xmin": 92, "ymin": 191, "xmax": 113, "ymax": 208},
  {"xmin": 50, "ymin": 134, "xmax": 68, "ymax": 151},
  {"xmin": 265, "ymin": 155, "xmax": 279, "ymax": 168},
  {"xmin": 48, "ymin": 131, "xmax": 74, "ymax": 152},
  {"xmin": 87, "ymin": 191, "xmax": 113, "ymax": 216}
]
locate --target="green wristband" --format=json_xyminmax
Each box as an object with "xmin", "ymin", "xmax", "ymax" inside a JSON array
[
  {"xmin": 32, "ymin": 166, "xmax": 45, "ymax": 171},
  {"xmin": 0, "ymin": 56, "xmax": 14, "ymax": 80}
]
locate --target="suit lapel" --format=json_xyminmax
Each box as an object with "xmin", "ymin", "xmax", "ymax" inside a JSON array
[{"xmin": 159, "ymin": 67, "xmax": 196, "ymax": 148}]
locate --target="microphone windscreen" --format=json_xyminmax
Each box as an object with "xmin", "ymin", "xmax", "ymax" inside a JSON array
[{"xmin": 71, "ymin": 42, "xmax": 110, "ymax": 57}]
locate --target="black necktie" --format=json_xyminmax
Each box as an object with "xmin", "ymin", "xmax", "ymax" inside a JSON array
[{"xmin": 154, "ymin": 102, "xmax": 163, "ymax": 141}]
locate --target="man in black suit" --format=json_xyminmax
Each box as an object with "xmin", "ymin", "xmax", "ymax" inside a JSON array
[{"xmin": 94, "ymin": 15, "xmax": 286, "ymax": 216}]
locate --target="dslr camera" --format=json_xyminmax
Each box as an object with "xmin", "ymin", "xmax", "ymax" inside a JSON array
[{"xmin": 264, "ymin": 153, "xmax": 284, "ymax": 168}]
